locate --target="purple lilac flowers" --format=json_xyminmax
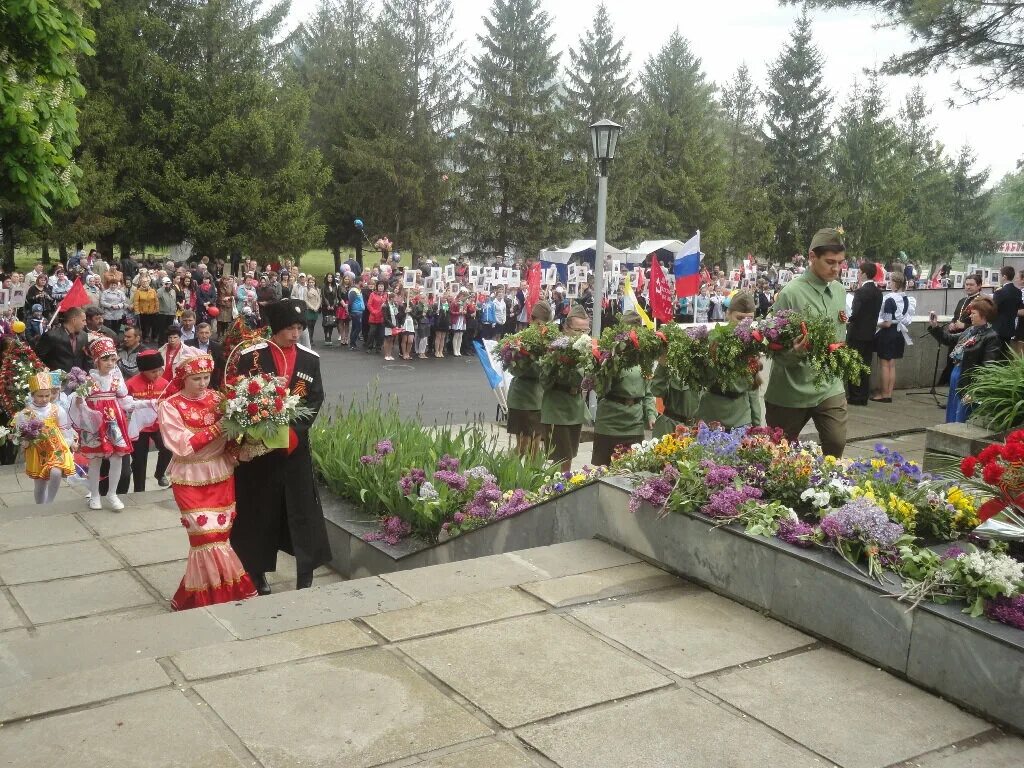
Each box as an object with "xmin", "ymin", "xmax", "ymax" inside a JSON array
[
  {"xmin": 628, "ymin": 465, "xmax": 679, "ymax": 514},
  {"xmin": 702, "ymin": 485, "xmax": 762, "ymax": 519},
  {"xmin": 701, "ymin": 460, "xmax": 738, "ymax": 488},
  {"xmin": 375, "ymin": 439, "xmax": 394, "ymax": 455},
  {"xmin": 363, "ymin": 515, "xmax": 411, "ymax": 546},
  {"xmin": 820, "ymin": 498, "xmax": 903, "ymax": 547},
  {"xmin": 434, "ymin": 469, "xmax": 468, "ymax": 491},
  {"xmin": 438, "ymin": 454, "xmax": 460, "ymax": 471},
  {"xmin": 985, "ymin": 595, "xmax": 1024, "ymax": 630},
  {"xmin": 776, "ymin": 517, "xmax": 815, "ymax": 547}
]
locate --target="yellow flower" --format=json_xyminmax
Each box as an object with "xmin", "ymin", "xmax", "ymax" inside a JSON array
[
  {"xmin": 569, "ymin": 474, "xmax": 585, "ymax": 486},
  {"xmin": 885, "ymin": 493, "xmax": 917, "ymax": 532}
]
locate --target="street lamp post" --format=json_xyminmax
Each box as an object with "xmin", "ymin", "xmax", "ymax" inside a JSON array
[{"xmin": 589, "ymin": 118, "xmax": 622, "ymax": 340}]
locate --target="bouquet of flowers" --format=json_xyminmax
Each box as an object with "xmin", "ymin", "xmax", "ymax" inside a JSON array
[
  {"xmin": 735, "ymin": 310, "xmax": 869, "ymax": 389},
  {"xmin": 63, "ymin": 367, "xmax": 93, "ymax": 398},
  {"xmin": 374, "ymin": 237, "xmax": 393, "ymax": 257},
  {"xmin": 815, "ymin": 498, "xmax": 906, "ymax": 581},
  {"xmin": 705, "ymin": 322, "xmax": 761, "ymax": 393},
  {"xmin": 221, "ymin": 373, "xmax": 313, "ymax": 456},
  {"xmin": 0, "ymin": 341, "xmax": 47, "ymax": 415},
  {"xmin": 663, "ymin": 324, "xmax": 710, "ymax": 391},
  {"xmin": 537, "ymin": 332, "xmax": 597, "ymax": 390},
  {"xmin": 11, "ymin": 414, "xmax": 46, "ymax": 447},
  {"xmin": 956, "ymin": 429, "xmax": 1024, "ymax": 543},
  {"xmin": 591, "ymin": 323, "xmax": 667, "ymax": 396},
  {"xmin": 494, "ymin": 322, "xmax": 557, "ymax": 378}
]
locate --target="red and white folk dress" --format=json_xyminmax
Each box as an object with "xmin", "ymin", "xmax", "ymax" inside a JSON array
[{"xmin": 158, "ymin": 388, "xmax": 257, "ymax": 609}]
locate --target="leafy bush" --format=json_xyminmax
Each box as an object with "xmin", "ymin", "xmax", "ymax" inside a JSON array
[
  {"xmin": 963, "ymin": 353, "xmax": 1024, "ymax": 433},
  {"xmin": 310, "ymin": 392, "xmax": 549, "ymax": 539}
]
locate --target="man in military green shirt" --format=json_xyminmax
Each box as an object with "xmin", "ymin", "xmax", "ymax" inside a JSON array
[
  {"xmin": 765, "ymin": 228, "xmax": 848, "ymax": 457},
  {"xmin": 507, "ymin": 300, "xmax": 553, "ymax": 457},
  {"xmin": 651, "ymin": 364, "xmax": 700, "ymax": 437},
  {"xmin": 542, "ymin": 305, "xmax": 590, "ymax": 472},
  {"xmin": 592, "ymin": 311, "xmax": 657, "ymax": 466}
]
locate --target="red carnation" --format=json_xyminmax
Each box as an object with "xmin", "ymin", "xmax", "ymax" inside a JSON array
[
  {"xmin": 768, "ymin": 342, "xmax": 784, "ymax": 351},
  {"xmin": 960, "ymin": 456, "xmax": 978, "ymax": 477},
  {"xmin": 273, "ymin": 397, "xmax": 284, "ymax": 412},
  {"xmin": 226, "ymin": 390, "xmax": 237, "ymax": 399},
  {"xmin": 247, "ymin": 402, "xmax": 260, "ymax": 416},
  {"xmin": 275, "ymin": 386, "xmax": 286, "ymax": 397},
  {"xmin": 629, "ymin": 329, "xmax": 639, "ymax": 348},
  {"xmin": 247, "ymin": 380, "xmax": 261, "ymax": 396},
  {"xmin": 751, "ymin": 329, "xmax": 764, "ymax": 343},
  {"xmin": 196, "ymin": 514, "xmax": 208, "ymax": 526},
  {"xmin": 1007, "ymin": 429, "xmax": 1024, "ymax": 444},
  {"xmin": 982, "ymin": 462, "xmax": 1005, "ymax": 485},
  {"xmin": 1001, "ymin": 442, "xmax": 1024, "ymax": 462},
  {"xmin": 978, "ymin": 445, "xmax": 1000, "ymax": 464},
  {"xmin": 827, "ymin": 342, "xmax": 845, "ymax": 353}
]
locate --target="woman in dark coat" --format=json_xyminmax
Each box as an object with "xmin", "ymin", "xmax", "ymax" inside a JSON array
[{"xmin": 929, "ymin": 296, "xmax": 1002, "ymax": 424}]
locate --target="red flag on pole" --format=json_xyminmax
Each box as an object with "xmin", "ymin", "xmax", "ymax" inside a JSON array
[
  {"xmin": 648, "ymin": 256, "xmax": 674, "ymax": 324},
  {"xmin": 56, "ymin": 277, "xmax": 91, "ymax": 313},
  {"xmin": 526, "ymin": 262, "xmax": 541, "ymax": 317}
]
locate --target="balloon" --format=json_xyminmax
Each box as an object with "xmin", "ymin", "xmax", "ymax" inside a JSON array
[
  {"xmin": 392, "ymin": 253, "xmax": 401, "ymax": 262},
  {"xmin": 354, "ymin": 218, "xmax": 364, "ymax": 229},
  {"xmin": 206, "ymin": 306, "xmax": 220, "ymax": 318},
  {"xmin": 10, "ymin": 320, "xmax": 25, "ymax": 334}
]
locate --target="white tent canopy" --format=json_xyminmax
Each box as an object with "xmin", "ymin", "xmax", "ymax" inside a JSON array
[
  {"xmin": 624, "ymin": 239, "xmax": 687, "ymax": 265},
  {"xmin": 539, "ymin": 240, "xmax": 626, "ymax": 265}
]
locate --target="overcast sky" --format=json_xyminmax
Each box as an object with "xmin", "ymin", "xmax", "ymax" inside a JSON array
[{"xmin": 288, "ymin": 0, "xmax": 1023, "ymax": 182}]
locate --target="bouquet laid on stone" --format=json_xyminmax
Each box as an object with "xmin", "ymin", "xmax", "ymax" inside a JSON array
[
  {"xmin": 494, "ymin": 322, "xmax": 558, "ymax": 378},
  {"xmin": 957, "ymin": 429, "xmax": 1024, "ymax": 543},
  {"xmin": 590, "ymin": 323, "xmax": 667, "ymax": 396},
  {"xmin": 221, "ymin": 373, "xmax": 313, "ymax": 459}
]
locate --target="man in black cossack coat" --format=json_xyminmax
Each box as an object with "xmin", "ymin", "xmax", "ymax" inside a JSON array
[
  {"xmin": 845, "ymin": 261, "xmax": 883, "ymax": 406},
  {"xmin": 230, "ymin": 298, "xmax": 331, "ymax": 594}
]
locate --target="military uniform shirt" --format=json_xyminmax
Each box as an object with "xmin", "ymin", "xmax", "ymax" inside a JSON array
[{"xmin": 595, "ymin": 366, "xmax": 656, "ymax": 436}]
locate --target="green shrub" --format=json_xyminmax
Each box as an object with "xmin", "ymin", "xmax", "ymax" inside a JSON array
[
  {"xmin": 310, "ymin": 392, "xmax": 549, "ymax": 531},
  {"xmin": 963, "ymin": 353, "xmax": 1024, "ymax": 433}
]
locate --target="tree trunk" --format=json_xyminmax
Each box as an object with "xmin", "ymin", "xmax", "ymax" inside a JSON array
[
  {"xmin": 58, "ymin": 242, "xmax": 68, "ymax": 266},
  {"xmin": 355, "ymin": 239, "xmax": 363, "ymax": 269},
  {"xmin": 332, "ymin": 244, "xmax": 341, "ymax": 274},
  {"xmin": 117, "ymin": 241, "xmax": 131, "ymax": 265},
  {"xmin": 0, "ymin": 217, "xmax": 16, "ymax": 273},
  {"xmin": 41, "ymin": 243, "xmax": 51, "ymax": 265},
  {"xmin": 97, "ymin": 235, "xmax": 115, "ymax": 258}
]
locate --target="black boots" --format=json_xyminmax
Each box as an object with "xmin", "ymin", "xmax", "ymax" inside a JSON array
[
  {"xmin": 296, "ymin": 570, "xmax": 314, "ymax": 590},
  {"xmin": 252, "ymin": 572, "xmax": 272, "ymax": 596}
]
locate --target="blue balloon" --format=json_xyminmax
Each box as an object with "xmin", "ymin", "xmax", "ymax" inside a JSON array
[
  {"xmin": 392, "ymin": 252, "xmax": 401, "ymax": 262},
  {"xmin": 354, "ymin": 218, "xmax": 364, "ymax": 229}
]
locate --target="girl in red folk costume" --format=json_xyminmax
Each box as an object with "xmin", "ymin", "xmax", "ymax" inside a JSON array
[
  {"xmin": 158, "ymin": 353, "xmax": 257, "ymax": 610},
  {"xmin": 69, "ymin": 336, "xmax": 139, "ymax": 511}
]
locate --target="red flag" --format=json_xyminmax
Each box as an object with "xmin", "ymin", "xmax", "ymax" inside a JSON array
[
  {"xmin": 648, "ymin": 257, "xmax": 674, "ymax": 323},
  {"xmin": 526, "ymin": 262, "xmax": 541, "ymax": 316},
  {"xmin": 56, "ymin": 277, "xmax": 90, "ymax": 313}
]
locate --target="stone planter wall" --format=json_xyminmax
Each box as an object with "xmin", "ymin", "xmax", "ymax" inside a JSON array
[
  {"xmin": 319, "ymin": 477, "xmax": 1023, "ymax": 732},
  {"xmin": 923, "ymin": 423, "xmax": 1001, "ymax": 471}
]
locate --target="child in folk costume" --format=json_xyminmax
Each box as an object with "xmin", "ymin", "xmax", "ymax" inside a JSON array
[
  {"xmin": 157, "ymin": 353, "xmax": 257, "ymax": 609},
  {"xmin": 69, "ymin": 336, "xmax": 144, "ymax": 511},
  {"xmin": 16, "ymin": 370, "xmax": 78, "ymax": 504}
]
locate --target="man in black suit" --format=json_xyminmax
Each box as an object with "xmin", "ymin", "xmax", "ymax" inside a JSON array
[
  {"xmin": 231, "ymin": 299, "xmax": 330, "ymax": 595},
  {"xmin": 184, "ymin": 322, "xmax": 225, "ymax": 387},
  {"xmin": 34, "ymin": 306, "xmax": 89, "ymax": 371},
  {"xmin": 994, "ymin": 266, "xmax": 1023, "ymax": 352},
  {"xmin": 938, "ymin": 273, "xmax": 983, "ymax": 385},
  {"xmin": 845, "ymin": 262, "xmax": 883, "ymax": 406}
]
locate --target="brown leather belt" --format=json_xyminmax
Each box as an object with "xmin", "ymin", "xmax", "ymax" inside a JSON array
[{"xmin": 605, "ymin": 395, "xmax": 638, "ymax": 406}]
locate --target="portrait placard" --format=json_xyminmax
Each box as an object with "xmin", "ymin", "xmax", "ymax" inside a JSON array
[
  {"xmin": 469, "ymin": 266, "xmax": 480, "ymax": 279},
  {"xmin": 544, "ymin": 266, "xmax": 558, "ymax": 286},
  {"xmin": 444, "ymin": 264, "xmax": 455, "ymax": 281},
  {"xmin": 611, "ymin": 260, "xmax": 621, "ymax": 274},
  {"xmin": 423, "ymin": 277, "xmax": 436, "ymax": 294},
  {"xmin": 431, "ymin": 266, "xmax": 442, "ymax": 281},
  {"xmin": 9, "ymin": 286, "xmax": 26, "ymax": 309},
  {"xmin": 484, "ymin": 267, "xmax": 495, "ymax": 282},
  {"xmin": 567, "ymin": 282, "xmax": 579, "ymax": 298},
  {"xmin": 0, "ymin": 289, "xmax": 9, "ymax": 308},
  {"xmin": 510, "ymin": 269, "xmax": 520, "ymax": 284},
  {"xmin": 402, "ymin": 269, "xmax": 419, "ymax": 288},
  {"xmin": 951, "ymin": 271, "xmax": 965, "ymax": 289}
]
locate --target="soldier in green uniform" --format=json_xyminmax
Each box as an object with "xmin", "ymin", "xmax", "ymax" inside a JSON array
[
  {"xmin": 506, "ymin": 300, "xmax": 553, "ymax": 457},
  {"xmin": 591, "ymin": 311, "xmax": 657, "ymax": 465},
  {"xmin": 651, "ymin": 359, "xmax": 700, "ymax": 437},
  {"xmin": 765, "ymin": 227, "xmax": 848, "ymax": 457},
  {"xmin": 696, "ymin": 291, "xmax": 764, "ymax": 428},
  {"xmin": 542, "ymin": 305, "xmax": 590, "ymax": 473}
]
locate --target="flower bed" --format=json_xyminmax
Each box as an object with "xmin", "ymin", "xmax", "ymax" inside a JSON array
[
  {"xmin": 310, "ymin": 393, "xmax": 606, "ymax": 545},
  {"xmin": 616, "ymin": 425, "xmax": 1024, "ymax": 633}
]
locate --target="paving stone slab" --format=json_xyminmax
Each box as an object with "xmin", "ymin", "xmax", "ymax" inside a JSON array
[
  {"xmin": 380, "ymin": 552, "xmax": 554, "ymax": 602},
  {"xmin": 363, "ymin": 587, "xmax": 545, "ymax": 641},
  {"xmin": 571, "ymin": 588, "xmax": 813, "ymax": 677},
  {"xmin": 195, "ymin": 651, "xmax": 491, "ymax": 768},
  {"xmin": 135, "ymin": 560, "xmax": 187, "ymax": 601},
  {"xmin": 419, "ymin": 741, "xmax": 544, "ymax": 768},
  {"xmin": 206, "ymin": 576, "xmax": 413, "ymax": 640},
  {"xmin": 80, "ymin": 505, "xmax": 182, "ymax": 537},
  {"xmin": 912, "ymin": 737, "xmax": 1024, "ymax": 767},
  {"xmin": 400, "ymin": 613, "xmax": 672, "ymax": 728},
  {"xmin": 0, "ymin": 539, "xmax": 122, "ymax": 585},
  {"xmin": 0, "ymin": 514, "xmax": 91, "ymax": 553},
  {"xmin": 9, "ymin": 570, "xmax": 156, "ymax": 625},
  {"xmin": 172, "ymin": 620, "xmax": 374, "ymax": 680},
  {"xmin": 107, "ymin": 527, "xmax": 189, "ymax": 567},
  {"xmin": 0, "ymin": 608, "xmax": 232, "ymax": 686},
  {"xmin": 0, "ymin": 592, "xmax": 24, "ymax": 631},
  {"xmin": 699, "ymin": 648, "xmax": 989, "ymax": 768},
  {"xmin": 0, "ymin": 658, "xmax": 171, "ymax": 723},
  {"xmin": 0, "ymin": 689, "xmax": 244, "ymax": 768},
  {"xmin": 507, "ymin": 539, "xmax": 639, "ymax": 578},
  {"xmin": 31, "ymin": 604, "xmax": 169, "ymax": 637},
  {"xmin": 521, "ymin": 562, "xmax": 685, "ymax": 608},
  {"xmin": 1, "ymin": 491, "xmax": 37, "ymax": 508},
  {"xmin": 519, "ymin": 687, "xmax": 826, "ymax": 768}
]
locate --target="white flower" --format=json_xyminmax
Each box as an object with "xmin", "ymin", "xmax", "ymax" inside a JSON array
[
  {"xmin": 800, "ymin": 487, "xmax": 831, "ymax": 508},
  {"xmin": 572, "ymin": 334, "xmax": 592, "ymax": 353},
  {"xmin": 957, "ymin": 550, "xmax": 1024, "ymax": 595},
  {"xmin": 418, "ymin": 481, "xmax": 439, "ymax": 501}
]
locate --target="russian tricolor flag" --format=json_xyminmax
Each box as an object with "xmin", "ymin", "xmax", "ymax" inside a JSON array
[{"xmin": 673, "ymin": 232, "xmax": 701, "ymax": 297}]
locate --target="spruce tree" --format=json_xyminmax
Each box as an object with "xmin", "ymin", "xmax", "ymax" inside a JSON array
[
  {"xmin": 763, "ymin": 11, "xmax": 834, "ymax": 262},
  {"xmin": 563, "ymin": 2, "xmax": 634, "ymax": 239},
  {"xmin": 624, "ymin": 31, "xmax": 727, "ymax": 252},
  {"xmin": 458, "ymin": 0, "xmax": 571, "ymax": 259},
  {"xmin": 949, "ymin": 145, "xmax": 993, "ymax": 256},
  {"xmin": 719, "ymin": 64, "xmax": 773, "ymax": 264}
]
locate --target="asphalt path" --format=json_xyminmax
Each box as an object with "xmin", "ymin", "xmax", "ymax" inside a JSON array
[{"xmin": 315, "ymin": 342, "xmax": 500, "ymax": 424}]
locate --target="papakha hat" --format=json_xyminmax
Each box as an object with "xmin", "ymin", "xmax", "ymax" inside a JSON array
[{"xmin": 265, "ymin": 299, "xmax": 308, "ymax": 333}]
